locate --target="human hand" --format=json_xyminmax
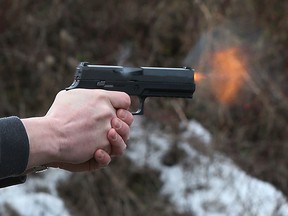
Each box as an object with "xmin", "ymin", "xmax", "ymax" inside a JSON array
[
  {"xmin": 23, "ymin": 89, "xmax": 133, "ymax": 171},
  {"xmin": 48, "ymin": 108, "xmax": 134, "ymax": 171}
]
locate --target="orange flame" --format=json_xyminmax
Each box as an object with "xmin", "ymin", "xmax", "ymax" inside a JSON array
[
  {"xmin": 210, "ymin": 47, "xmax": 248, "ymax": 105},
  {"xmin": 194, "ymin": 71, "xmax": 206, "ymax": 82}
]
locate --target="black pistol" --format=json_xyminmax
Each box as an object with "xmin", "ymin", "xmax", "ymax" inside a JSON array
[{"xmin": 67, "ymin": 62, "xmax": 195, "ymax": 115}]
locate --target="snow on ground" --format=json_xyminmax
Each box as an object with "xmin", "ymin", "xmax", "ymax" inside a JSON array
[
  {"xmin": 127, "ymin": 117, "xmax": 288, "ymax": 216},
  {"xmin": 0, "ymin": 169, "xmax": 71, "ymax": 216},
  {"xmin": 0, "ymin": 117, "xmax": 287, "ymax": 216}
]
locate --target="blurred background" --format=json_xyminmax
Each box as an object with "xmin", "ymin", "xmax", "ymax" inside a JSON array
[{"xmin": 0, "ymin": 0, "xmax": 287, "ymax": 215}]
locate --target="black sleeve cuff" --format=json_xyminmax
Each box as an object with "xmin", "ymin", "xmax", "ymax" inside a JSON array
[
  {"xmin": 0, "ymin": 116, "xmax": 29, "ymax": 179},
  {"xmin": 0, "ymin": 176, "xmax": 27, "ymax": 188}
]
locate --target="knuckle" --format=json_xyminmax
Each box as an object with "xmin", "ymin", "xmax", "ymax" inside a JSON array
[
  {"xmin": 56, "ymin": 90, "xmax": 65, "ymax": 98},
  {"xmin": 95, "ymin": 91, "xmax": 108, "ymax": 102},
  {"xmin": 123, "ymin": 93, "xmax": 131, "ymax": 106}
]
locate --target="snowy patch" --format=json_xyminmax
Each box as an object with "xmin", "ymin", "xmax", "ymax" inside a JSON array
[
  {"xmin": 127, "ymin": 117, "xmax": 288, "ymax": 216},
  {"xmin": 0, "ymin": 169, "xmax": 71, "ymax": 216},
  {"xmin": 0, "ymin": 117, "xmax": 287, "ymax": 216}
]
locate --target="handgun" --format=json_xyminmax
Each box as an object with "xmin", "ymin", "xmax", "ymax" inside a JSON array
[{"xmin": 66, "ymin": 62, "xmax": 195, "ymax": 115}]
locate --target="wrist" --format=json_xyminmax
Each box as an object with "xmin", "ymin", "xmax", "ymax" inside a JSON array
[{"xmin": 21, "ymin": 117, "xmax": 60, "ymax": 170}]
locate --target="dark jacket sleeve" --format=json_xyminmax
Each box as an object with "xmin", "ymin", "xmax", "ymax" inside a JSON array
[{"xmin": 0, "ymin": 116, "xmax": 29, "ymax": 188}]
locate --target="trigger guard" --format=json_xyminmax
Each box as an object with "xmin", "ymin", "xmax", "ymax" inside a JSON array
[{"xmin": 131, "ymin": 97, "xmax": 145, "ymax": 115}]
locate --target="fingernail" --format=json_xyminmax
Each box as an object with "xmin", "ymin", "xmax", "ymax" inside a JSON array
[
  {"xmin": 115, "ymin": 119, "xmax": 122, "ymax": 130},
  {"xmin": 119, "ymin": 110, "xmax": 127, "ymax": 120},
  {"xmin": 98, "ymin": 150, "xmax": 104, "ymax": 160},
  {"xmin": 111, "ymin": 132, "xmax": 117, "ymax": 141}
]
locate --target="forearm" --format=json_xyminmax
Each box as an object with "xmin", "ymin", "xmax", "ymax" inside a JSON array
[{"xmin": 0, "ymin": 116, "xmax": 55, "ymax": 188}]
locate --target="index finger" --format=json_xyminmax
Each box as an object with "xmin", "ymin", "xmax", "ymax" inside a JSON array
[{"xmin": 106, "ymin": 91, "xmax": 131, "ymax": 110}]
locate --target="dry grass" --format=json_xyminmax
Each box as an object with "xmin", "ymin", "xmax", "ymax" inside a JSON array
[{"xmin": 57, "ymin": 158, "xmax": 190, "ymax": 216}]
